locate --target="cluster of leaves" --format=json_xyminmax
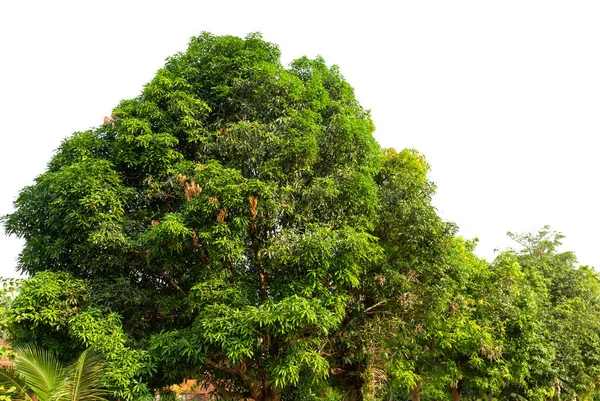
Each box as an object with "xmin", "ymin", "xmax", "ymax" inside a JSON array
[
  {"xmin": 1, "ymin": 32, "xmax": 600, "ymax": 401},
  {"xmin": 0, "ymin": 346, "xmax": 108, "ymax": 401}
]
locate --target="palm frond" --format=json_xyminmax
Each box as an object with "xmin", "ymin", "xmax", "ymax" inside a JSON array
[
  {"xmin": 14, "ymin": 345, "xmax": 64, "ymax": 401},
  {"xmin": 556, "ymin": 376, "xmax": 577, "ymax": 396},
  {"xmin": 53, "ymin": 348, "xmax": 109, "ymax": 401},
  {"xmin": 0, "ymin": 367, "xmax": 33, "ymax": 401}
]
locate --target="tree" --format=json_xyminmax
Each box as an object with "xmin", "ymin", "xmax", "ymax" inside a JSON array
[
  {"xmin": 507, "ymin": 227, "xmax": 600, "ymax": 400},
  {"xmin": 338, "ymin": 148, "xmax": 457, "ymax": 401},
  {"xmin": 283, "ymin": 147, "xmax": 454, "ymax": 400},
  {"xmin": 437, "ymin": 248, "xmax": 545, "ymax": 401},
  {"xmin": 410, "ymin": 238, "xmax": 501, "ymax": 401},
  {"xmin": 2, "ymin": 32, "xmax": 383, "ymax": 401},
  {"xmin": 0, "ymin": 346, "xmax": 108, "ymax": 401}
]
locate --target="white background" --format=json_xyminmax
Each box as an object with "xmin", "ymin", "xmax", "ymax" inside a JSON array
[{"xmin": 1, "ymin": 1, "xmax": 599, "ymax": 277}]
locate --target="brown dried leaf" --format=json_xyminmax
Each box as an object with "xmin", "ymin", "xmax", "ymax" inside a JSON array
[
  {"xmin": 177, "ymin": 173, "xmax": 187, "ymax": 187},
  {"xmin": 184, "ymin": 179, "xmax": 202, "ymax": 202},
  {"xmin": 406, "ymin": 269, "xmax": 420, "ymax": 283},
  {"xmin": 248, "ymin": 195, "xmax": 258, "ymax": 219},
  {"xmin": 216, "ymin": 208, "xmax": 228, "ymax": 224}
]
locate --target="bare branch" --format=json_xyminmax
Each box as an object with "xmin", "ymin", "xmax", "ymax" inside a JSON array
[
  {"xmin": 364, "ymin": 300, "xmax": 386, "ymax": 313},
  {"xmin": 204, "ymin": 358, "xmax": 239, "ymax": 375},
  {"xmin": 160, "ymin": 271, "xmax": 184, "ymax": 294}
]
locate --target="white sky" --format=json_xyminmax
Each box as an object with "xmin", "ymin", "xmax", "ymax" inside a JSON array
[{"xmin": 1, "ymin": 1, "xmax": 599, "ymax": 277}]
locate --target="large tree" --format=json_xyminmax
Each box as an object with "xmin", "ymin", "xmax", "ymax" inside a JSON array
[
  {"xmin": 5, "ymin": 32, "xmax": 600, "ymax": 401},
  {"xmin": 3, "ymin": 32, "xmax": 386, "ymax": 401}
]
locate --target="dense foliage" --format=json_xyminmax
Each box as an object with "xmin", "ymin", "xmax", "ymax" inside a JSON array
[{"xmin": 2, "ymin": 33, "xmax": 600, "ymax": 401}]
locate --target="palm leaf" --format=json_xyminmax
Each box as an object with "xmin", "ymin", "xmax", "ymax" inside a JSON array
[
  {"xmin": 0, "ymin": 367, "xmax": 33, "ymax": 401},
  {"xmin": 556, "ymin": 376, "xmax": 577, "ymax": 396},
  {"xmin": 14, "ymin": 345, "xmax": 63, "ymax": 401},
  {"xmin": 53, "ymin": 348, "xmax": 109, "ymax": 401}
]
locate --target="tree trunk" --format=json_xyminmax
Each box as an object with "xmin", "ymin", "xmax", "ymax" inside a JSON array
[
  {"xmin": 451, "ymin": 381, "xmax": 462, "ymax": 401},
  {"xmin": 258, "ymin": 390, "xmax": 281, "ymax": 401},
  {"xmin": 487, "ymin": 391, "xmax": 493, "ymax": 401},
  {"xmin": 451, "ymin": 387, "xmax": 460, "ymax": 401},
  {"xmin": 410, "ymin": 380, "xmax": 422, "ymax": 401}
]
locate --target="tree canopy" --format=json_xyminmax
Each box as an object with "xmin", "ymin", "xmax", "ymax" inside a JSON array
[{"xmin": 2, "ymin": 33, "xmax": 600, "ymax": 401}]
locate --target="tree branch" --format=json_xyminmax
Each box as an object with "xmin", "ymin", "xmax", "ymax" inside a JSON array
[
  {"xmin": 205, "ymin": 359, "xmax": 262, "ymax": 400},
  {"xmin": 204, "ymin": 358, "xmax": 239, "ymax": 375},
  {"xmin": 364, "ymin": 300, "xmax": 386, "ymax": 314},
  {"xmin": 210, "ymin": 380, "xmax": 249, "ymax": 400},
  {"xmin": 160, "ymin": 271, "xmax": 184, "ymax": 294}
]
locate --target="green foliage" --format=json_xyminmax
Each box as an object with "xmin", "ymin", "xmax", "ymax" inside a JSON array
[
  {"xmin": 8, "ymin": 272, "xmax": 88, "ymax": 359},
  {"xmin": 6, "ymin": 272, "xmax": 151, "ymax": 400}
]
